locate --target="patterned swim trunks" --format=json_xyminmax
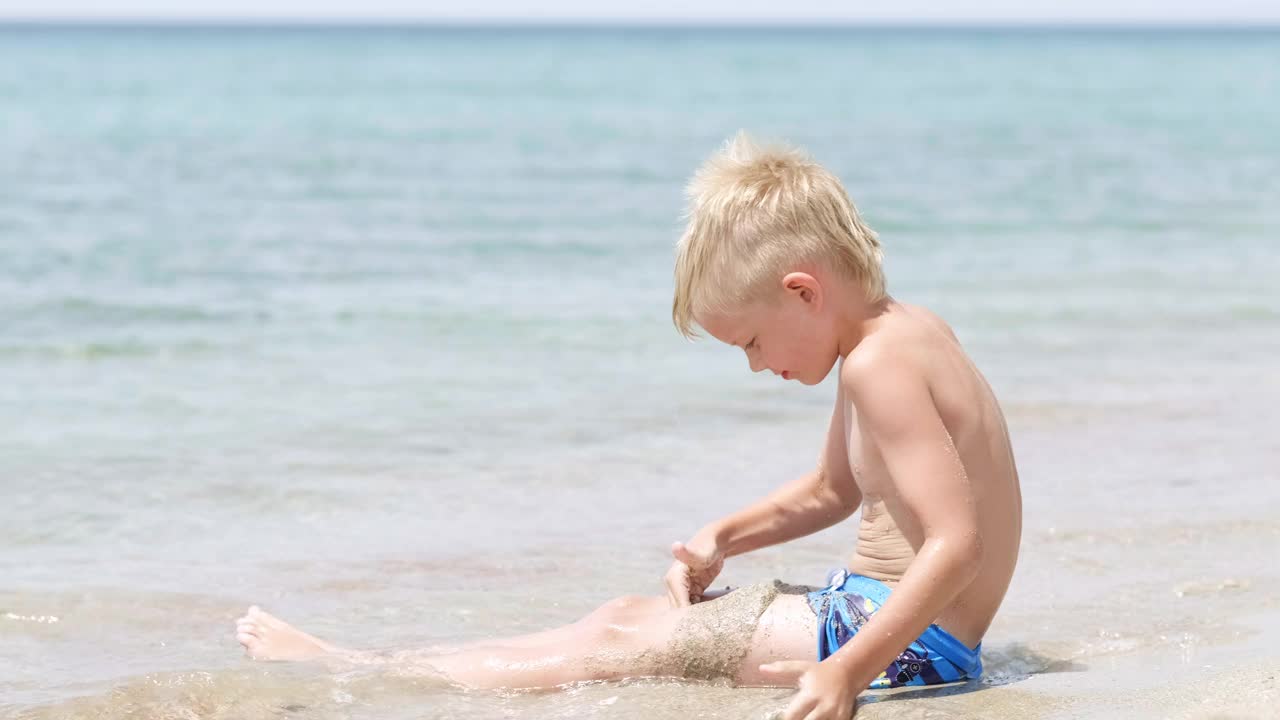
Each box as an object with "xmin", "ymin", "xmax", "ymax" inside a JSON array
[{"xmin": 805, "ymin": 569, "xmax": 983, "ymax": 688}]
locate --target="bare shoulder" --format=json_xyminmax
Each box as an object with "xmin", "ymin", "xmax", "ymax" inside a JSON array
[
  {"xmin": 840, "ymin": 304, "xmax": 952, "ymax": 384},
  {"xmin": 839, "ymin": 332, "xmax": 908, "ymax": 391},
  {"xmin": 839, "ymin": 325, "xmax": 927, "ymax": 407},
  {"xmin": 897, "ymin": 302, "xmax": 962, "ymax": 344},
  {"xmin": 838, "ymin": 302, "xmax": 976, "ymax": 421}
]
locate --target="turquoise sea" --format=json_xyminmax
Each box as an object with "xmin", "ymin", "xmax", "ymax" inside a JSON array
[{"xmin": 2, "ymin": 25, "xmax": 1278, "ymax": 719}]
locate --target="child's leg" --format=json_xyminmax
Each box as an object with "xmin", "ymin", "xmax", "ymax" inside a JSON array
[
  {"xmin": 424, "ymin": 595, "xmax": 674, "ymax": 654},
  {"xmin": 235, "ymin": 585, "xmax": 817, "ymax": 689},
  {"xmin": 235, "ymin": 595, "xmax": 671, "ymax": 661}
]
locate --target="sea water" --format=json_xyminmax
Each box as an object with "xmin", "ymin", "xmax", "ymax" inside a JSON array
[{"xmin": 2, "ymin": 24, "xmax": 1278, "ymax": 719}]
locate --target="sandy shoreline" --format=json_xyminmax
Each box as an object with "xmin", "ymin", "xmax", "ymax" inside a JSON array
[
  {"xmin": 849, "ymin": 606, "xmax": 1280, "ymax": 719},
  {"xmin": 8, "ymin": 543, "xmax": 1277, "ymax": 720}
]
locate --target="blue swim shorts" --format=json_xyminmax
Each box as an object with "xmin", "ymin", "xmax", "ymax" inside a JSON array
[{"xmin": 805, "ymin": 569, "xmax": 983, "ymax": 688}]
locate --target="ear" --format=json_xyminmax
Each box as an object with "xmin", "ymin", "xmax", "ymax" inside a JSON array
[{"xmin": 781, "ymin": 272, "xmax": 822, "ymax": 309}]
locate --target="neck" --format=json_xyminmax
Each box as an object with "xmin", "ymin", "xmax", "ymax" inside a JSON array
[{"xmin": 834, "ymin": 293, "xmax": 894, "ymax": 359}]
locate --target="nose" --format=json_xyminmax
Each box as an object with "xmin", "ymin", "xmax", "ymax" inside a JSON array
[{"xmin": 747, "ymin": 353, "xmax": 766, "ymax": 374}]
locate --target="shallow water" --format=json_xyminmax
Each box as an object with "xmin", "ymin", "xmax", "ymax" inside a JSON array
[{"xmin": 2, "ymin": 24, "xmax": 1279, "ymax": 719}]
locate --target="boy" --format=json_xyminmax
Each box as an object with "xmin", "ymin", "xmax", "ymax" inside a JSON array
[{"xmin": 234, "ymin": 133, "xmax": 1022, "ymax": 720}]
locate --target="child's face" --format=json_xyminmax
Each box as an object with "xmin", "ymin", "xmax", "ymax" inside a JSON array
[{"xmin": 696, "ymin": 276, "xmax": 841, "ymax": 386}]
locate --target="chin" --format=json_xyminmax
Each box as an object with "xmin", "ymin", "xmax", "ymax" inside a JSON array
[{"xmin": 799, "ymin": 358, "xmax": 839, "ymax": 385}]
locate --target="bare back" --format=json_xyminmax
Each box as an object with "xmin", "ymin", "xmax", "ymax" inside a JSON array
[{"xmin": 842, "ymin": 302, "xmax": 1022, "ymax": 648}]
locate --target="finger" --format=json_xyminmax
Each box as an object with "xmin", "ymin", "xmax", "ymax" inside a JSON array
[
  {"xmin": 781, "ymin": 694, "xmax": 818, "ymax": 720},
  {"xmin": 670, "ymin": 541, "xmax": 708, "ymax": 568},
  {"xmin": 759, "ymin": 660, "xmax": 814, "ymax": 686},
  {"xmin": 665, "ymin": 579, "xmax": 690, "ymax": 608},
  {"xmin": 801, "ymin": 706, "xmax": 830, "ymax": 720}
]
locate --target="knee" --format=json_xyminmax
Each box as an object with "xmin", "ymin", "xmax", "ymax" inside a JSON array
[
  {"xmin": 582, "ymin": 595, "xmax": 658, "ymax": 632},
  {"xmin": 602, "ymin": 594, "xmax": 650, "ymax": 613},
  {"xmin": 588, "ymin": 595, "xmax": 645, "ymax": 621}
]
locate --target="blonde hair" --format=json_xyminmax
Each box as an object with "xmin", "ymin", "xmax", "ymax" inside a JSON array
[{"xmin": 672, "ymin": 132, "xmax": 884, "ymax": 338}]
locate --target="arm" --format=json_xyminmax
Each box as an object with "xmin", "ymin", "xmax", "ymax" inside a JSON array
[
  {"xmin": 666, "ymin": 389, "xmax": 863, "ymax": 607},
  {"xmin": 694, "ymin": 386, "xmax": 863, "ymax": 558},
  {"xmin": 763, "ymin": 350, "xmax": 984, "ymax": 719},
  {"xmin": 826, "ymin": 350, "xmax": 984, "ymax": 688}
]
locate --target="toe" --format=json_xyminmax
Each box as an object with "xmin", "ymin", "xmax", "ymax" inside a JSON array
[{"xmin": 255, "ymin": 611, "xmax": 283, "ymax": 629}]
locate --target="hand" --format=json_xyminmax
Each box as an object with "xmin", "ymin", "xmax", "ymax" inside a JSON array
[
  {"xmin": 759, "ymin": 659, "xmax": 859, "ymax": 720},
  {"xmin": 662, "ymin": 537, "xmax": 724, "ymax": 608}
]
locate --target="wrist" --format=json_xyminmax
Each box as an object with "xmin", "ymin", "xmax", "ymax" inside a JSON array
[
  {"xmin": 824, "ymin": 642, "xmax": 880, "ymax": 691},
  {"xmin": 694, "ymin": 522, "xmax": 731, "ymax": 557}
]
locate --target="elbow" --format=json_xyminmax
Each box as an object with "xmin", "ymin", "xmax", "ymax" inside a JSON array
[
  {"xmin": 958, "ymin": 532, "xmax": 986, "ymax": 579},
  {"xmin": 811, "ymin": 471, "xmax": 859, "ymax": 521},
  {"xmin": 823, "ymin": 487, "xmax": 860, "ymax": 518},
  {"xmin": 938, "ymin": 530, "xmax": 985, "ymax": 582}
]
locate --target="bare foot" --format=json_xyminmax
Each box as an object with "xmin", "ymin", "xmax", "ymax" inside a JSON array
[{"xmin": 235, "ymin": 606, "xmax": 343, "ymax": 661}]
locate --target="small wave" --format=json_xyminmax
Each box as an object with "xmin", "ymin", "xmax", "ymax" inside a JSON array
[
  {"xmin": 0, "ymin": 340, "xmax": 221, "ymax": 360},
  {"xmin": 1173, "ymin": 578, "xmax": 1251, "ymax": 598},
  {"xmin": 978, "ymin": 642, "xmax": 1087, "ymax": 687},
  {"xmin": 1036, "ymin": 518, "xmax": 1280, "ymax": 548},
  {"xmin": 12, "ymin": 298, "xmax": 234, "ymax": 325}
]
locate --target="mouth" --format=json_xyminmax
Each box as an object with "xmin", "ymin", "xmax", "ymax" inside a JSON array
[{"xmin": 781, "ymin": 371, "xmax": 791, "ymax": 380}]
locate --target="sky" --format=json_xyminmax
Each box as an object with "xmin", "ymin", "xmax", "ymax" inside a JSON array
[{"xmin": 1, "ymin": 0, "xmax": 1278, "ymax": 23}]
